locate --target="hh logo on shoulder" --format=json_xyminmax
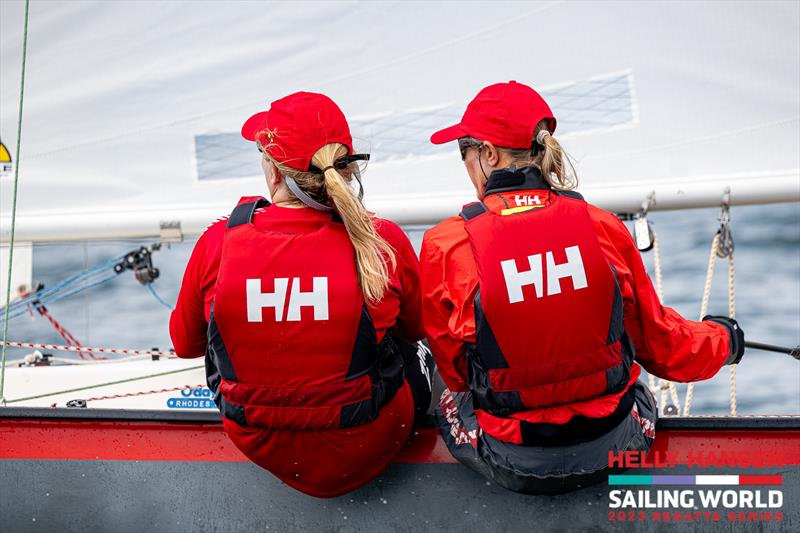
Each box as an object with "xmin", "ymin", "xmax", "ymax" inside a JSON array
[
  {"xmin": 501, "ymin": 245, "xmax": 587, "ymax": 303},
  {"xmin": 247, "ymin": 277, "xmax": 329, "ymax": 322},
  {"xmin": 514, "ymin": 194, "xmax": 542, "ymax": 207}
]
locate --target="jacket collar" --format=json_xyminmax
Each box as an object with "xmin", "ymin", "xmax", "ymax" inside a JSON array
[{"xmin": 484, "ymin": 165, "xmax": 550, "ymax": 196}]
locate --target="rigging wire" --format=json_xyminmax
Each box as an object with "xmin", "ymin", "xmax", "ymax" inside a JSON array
[
  {"xmin": 146, "ymin": 282, "xmax": 174, "ymax": 311},
  {"xmin": 1, "ymin": 0, "xmax": 31, "ymax": 406}
]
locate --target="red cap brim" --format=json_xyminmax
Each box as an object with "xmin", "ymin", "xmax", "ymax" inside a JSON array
[
  {"xmin": 241, "ymin": 111, "xmax": 269, "ymax": 141},
  {"xmin": 430, "ymin": 123, "xmax": 468, "ymax": 145}
]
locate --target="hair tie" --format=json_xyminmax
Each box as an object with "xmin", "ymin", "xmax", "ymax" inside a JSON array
[
  {"xmin": 321, "ymin": 166, "xmax": 336, "ymax": 174},
  {"xmin": 536, "ymin": 129, "xmax": 551, "ymax": 145}
]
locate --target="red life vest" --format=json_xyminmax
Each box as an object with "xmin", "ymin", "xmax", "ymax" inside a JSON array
[
  {"xmin": 206, "ymin": 197, "xmax": 406, "ymax": 430},
  {"xmin": 461, "ymin": 184, "xmax": 633, "ymax": 443}
]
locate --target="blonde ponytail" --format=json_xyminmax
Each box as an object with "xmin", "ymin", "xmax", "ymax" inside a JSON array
[
  {"xmin": 499, "ymin": 119, "xmax": 578, "ymax": 190},
  {"xmin": 264, "ymin": 143, "xmax": 395, "ymax": 304},
  {"xmin": 535, "ymin": 121, "xmax": 577, "ymax": 190}
]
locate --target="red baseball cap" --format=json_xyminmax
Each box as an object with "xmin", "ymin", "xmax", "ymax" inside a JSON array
[
  {"xmin": 430, "ymin": 81, "xmax": 556, "ymax": 148},
  {"xmin": 241, "ymin": 91, "xmax": 353, "ymax": 172}
]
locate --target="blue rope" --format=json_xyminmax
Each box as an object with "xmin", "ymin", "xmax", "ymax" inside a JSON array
[
  {"xmin": 0, "ymin": 255, "xmax": 125, "ymax": 322},
  {"xmin": 2, "ymin": 274, "xmax": 118, "ymax": 322},
  {"xmin": 146, "ymin": 283, "xmax": 174, "ymax": 311}
]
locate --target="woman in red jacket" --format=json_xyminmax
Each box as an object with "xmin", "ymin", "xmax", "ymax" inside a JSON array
[
  {"xmin": 170, "ymin": 91, "xmax": 433, "ymax": 498},
  {"xmin": 421, "ymin": 81, "xmax": 744, "ymax": 494}
]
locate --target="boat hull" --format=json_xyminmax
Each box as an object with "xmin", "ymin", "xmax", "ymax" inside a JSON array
[{"xmin": 1, "ymin": 408, "xmax": 798, "ymax": 532}]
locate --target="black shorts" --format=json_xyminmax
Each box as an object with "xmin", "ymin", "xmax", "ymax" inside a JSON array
[{"xmin": 435, "ymin": 381, "xmax": 658, "ymax": 495}]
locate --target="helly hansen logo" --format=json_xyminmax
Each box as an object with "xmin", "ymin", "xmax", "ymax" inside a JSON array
[
  {"xmin": 246, "ymin": 277, "xmax": 329, "ymax": 322},
  {"xmin": 500, "ymin": 245, "xmax": 588, "ymax": 303},
  {"xmin": 514, "ymin": 194, "xmax": 542, "ymax": 207}
]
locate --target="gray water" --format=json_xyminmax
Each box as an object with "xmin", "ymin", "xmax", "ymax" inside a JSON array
[{"xmin": 4, "ymin": 203, "xmax": 799, "ymax": 415}]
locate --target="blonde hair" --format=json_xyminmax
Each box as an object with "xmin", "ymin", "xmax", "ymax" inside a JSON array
[
  {"xmin": 261, "ymin": 142, "xmax": 396, "ymax": 303},
  {"xmin": 498, "ymin": 119, "xmax": 578, "ymax": 190}
]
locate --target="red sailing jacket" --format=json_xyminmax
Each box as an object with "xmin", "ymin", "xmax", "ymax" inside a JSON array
[
  {"xmin": 170, "ymin": 198, "xmax": 423, "ymax": 497},
  {"xmin": 421, "ymin": 170, "xmax": 732, "ymax": 443}
]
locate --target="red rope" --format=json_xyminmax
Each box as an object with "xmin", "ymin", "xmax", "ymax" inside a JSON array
[
  {"xmin": 34, "ymin": 305, "xmax": 100, "ymax": 360},
  {"xmin": 49, "ymin": 384, "xmax": 206, "ymax": 407},
  {"xmin": 83, "ymin": 384, "xmax": 204, "ymax": 403},
  {"xmin": 2, "ymin": 340, "xmax": 175, "ymax": 358}
]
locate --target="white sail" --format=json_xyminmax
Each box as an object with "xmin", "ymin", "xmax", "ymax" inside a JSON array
[{"xmin": 1, "ymin": 1, "xmax": 798, "ymax": 242}]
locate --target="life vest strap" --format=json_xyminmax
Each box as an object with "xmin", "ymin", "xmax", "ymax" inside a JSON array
[
  {"xmin": 460, "ymin": 202, "xmax": 489, "ymax": 221},
  {"xmin": 226, "ymin": 198, "xmax": 271, "ymax": 228}
]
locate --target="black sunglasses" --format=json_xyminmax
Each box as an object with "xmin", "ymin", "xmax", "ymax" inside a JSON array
[
  {"xmin": 458, "ymin": 138, "xmax": 481, "ymax": 161},
  {"xmin": 309, "ymin": 153, "xmax": 370, "ymax": 173},
  {"xmin": 258, "ymin": 145, "xmax": 370, "ymax": 173}
]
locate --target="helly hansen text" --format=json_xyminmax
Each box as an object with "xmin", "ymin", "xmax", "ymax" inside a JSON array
[
  {"xmin": 501, "ymin": 245, "xmax": 587, "ymax": 303},
  {"xmin": 246, "ymin": 277, "xmax": 329, "ymax": 322}
]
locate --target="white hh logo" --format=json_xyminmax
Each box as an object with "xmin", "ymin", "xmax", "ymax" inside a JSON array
[
  {"xmin": 514, "ymin": 194, "xmax": 542, "ymax": 207},
  {"xmin": 500, "ymin": 245, "xmax": 588, "ymax": 303},
  {"xmin": 246, "ymin": 277, "xmax": 329, "ymax": 322}
]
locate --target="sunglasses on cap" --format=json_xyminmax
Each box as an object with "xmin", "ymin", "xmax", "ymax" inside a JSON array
[
  {"xmin": 258, "ymin": 144, "xmax": 370, "ymax": 174},
  {"xmin": 308, "ymin": 154, "xmax": 370, "ymax": 174},
  {"xmin": 458, "ymin": 138, "xmax": 482, "ymax": 161}
]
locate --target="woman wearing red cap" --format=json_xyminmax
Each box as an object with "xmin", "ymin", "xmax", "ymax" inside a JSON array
[
  {"xmin": 421, "ymin": 81, "xmax": 745, "ymax": 493},
  {"xmin": 170, "ymin": 91, "xmax": 433, "ymax": 497}
]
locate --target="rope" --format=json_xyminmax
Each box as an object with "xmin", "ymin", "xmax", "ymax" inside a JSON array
[
  {"xmin": 648, "ymin": 235, "xmax": 661, "ymax": 393},
  {"xmin": 650, "ymin": 232, "xmax": 681, "ymax": 413},
  {"xmin": 684, "ymin": 234, "xmax": 720, "ymax": 416},
  {"xmin": 46, "ymin": 355, "xmax": 164, "ymax": 365},
  {"xmin": 58, "ymin": 383, "xmax": 205, "ymax": 406},
  {"xmin": 728, "ymin": 253, "xmax": 737, "ymax": 416},
  {"xmin": 1, "ymin": 0, "xmax": 31, "ymax": 406},
  {"xmin": 146, "ymin": 283, "xmax": 174, "ymax": 311},
  {"xmin": 0, "ymin": 340, "xmax": 177, "ymax": 358},
  {"xmin": 0, "ymin": 255, "xmax": 123, "ymax": 322},
  {"xmin": 3, "ymin": 364, "xmax": 204, "ymax": 404},
  {"xmin": 35, "ymin": 306, "xmax": 98, "ymax": 360}
]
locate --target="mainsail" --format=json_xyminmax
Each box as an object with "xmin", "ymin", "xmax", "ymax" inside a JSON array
[{"xmin": 1, "ymin": 0, "xmax": 798, "ymax": 242}]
